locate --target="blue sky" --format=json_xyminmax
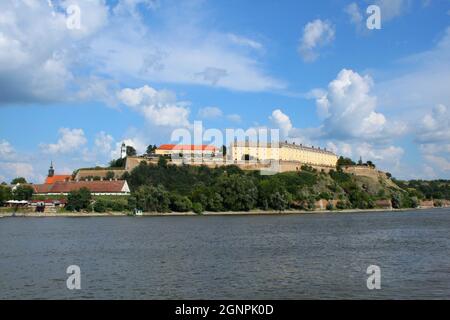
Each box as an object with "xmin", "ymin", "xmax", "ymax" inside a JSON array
[{"xmin": 0, "ymin": 0, "xmax": 450, "ymax": 183}]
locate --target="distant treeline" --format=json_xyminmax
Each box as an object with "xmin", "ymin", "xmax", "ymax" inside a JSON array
[{"xmin": 393, "ymin": 179, "xmax": 450, "ymax": 200}]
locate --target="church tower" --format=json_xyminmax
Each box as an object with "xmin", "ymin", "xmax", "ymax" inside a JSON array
[
  {"xmin": 48, "ymin": 161, "xmax": 55, "ymax": 177},
  {"xmin": 120, "ymin": 142, "xmax": 127, "ymax": 159}
]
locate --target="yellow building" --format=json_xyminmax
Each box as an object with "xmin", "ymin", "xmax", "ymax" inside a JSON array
[{"xmin": 230, "ymin": 141, "xmax": 338, "ymax": 167}]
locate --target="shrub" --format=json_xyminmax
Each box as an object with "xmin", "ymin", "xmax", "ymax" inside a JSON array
[
  {"xmin": 94, "ymin": 200, "xmax": 107, "ymax": 213},
  {"xmin": 132, "ymin": 185, "xmax": 170, "ymax": 212},
  {"xmin": 66, "ymin": 188, "xmax": 92, "ymax": 211},
  {"xmin": 326, "ymin": 203, "xmax": 334, "ymax": 211},
  {"xmin": 192, "ymin": 202, "xmax": 203, "ymax": 214},
  {"xmin": 170, "ymin": 194, "xmax": 193, "ymax": 212},
  {"xmin": 215, "ymin": 174, "xmax": 258, "ymax": 211}
]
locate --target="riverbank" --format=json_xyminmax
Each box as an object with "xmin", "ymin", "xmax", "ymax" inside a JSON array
[{"xmin": 1, "ymin": 206, "xmax": 448, "ymax": 218}]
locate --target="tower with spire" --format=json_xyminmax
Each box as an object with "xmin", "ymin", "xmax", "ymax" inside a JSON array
[{"xmin": 48, "ymin": 161, "xmax": 55, "ymax": 177}]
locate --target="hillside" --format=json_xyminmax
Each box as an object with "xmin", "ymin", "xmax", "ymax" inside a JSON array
[{"xmin": 120, "ymin": 161, "xmax": 442, "ymax": 213}]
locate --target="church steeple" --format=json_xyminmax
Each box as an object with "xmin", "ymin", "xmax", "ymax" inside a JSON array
[{"xmin": 48, "ymin": 161, "xmax": 55, "ymax": 177}]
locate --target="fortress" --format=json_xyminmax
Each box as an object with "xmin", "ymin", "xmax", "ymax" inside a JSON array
[{"xmin": 74, "ymin": 141, "xmax": 339, "ymax": 180}]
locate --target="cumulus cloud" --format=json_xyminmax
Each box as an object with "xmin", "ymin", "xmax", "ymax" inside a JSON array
[
  {"xmin": 415, "ymin": 104, "xmax": 450, "ymax": 175},
  {"xmin": 0, "ymin": 0, "xmax": 284, "ymax": 106},
  {"xmin": 0, "ymin": 0, "xmax": 108, "ymax": 104},
  {"xmin": 94, "ymin": 131, "xmax": 115, "ymax": 155},
  {"xmin": 117, "ymin": 85, "xmax": 190, "ymax": 127},
  {"xmin": 270, "ymin": 109, "xmax": 293, "ymax": 138},
  {"xmin": 0, "ymin": 162, "xmax": 36, "ymax": 183},
  {"xmin": 328, "ymin": 141, "xmax": 404, "ymax": 172},
  {"xmin": 197, "ymin": 107, "xmax": 223, "ymax": 119},
  {"xmin": 298, "ymin": 19, "xmax": 335, "ymax": 62},
  {"xmin": 40, "ymin": 128, "xmax": 87, "ymax": 154},
  {"xmin": 312, "ymin": 69, "xmax": 405, "ymax": 141}
]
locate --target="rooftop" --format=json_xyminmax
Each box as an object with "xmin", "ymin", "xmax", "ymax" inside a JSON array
[{"xmin": 158, "ymin": 144, "xmax": 218, "ymax": 151}]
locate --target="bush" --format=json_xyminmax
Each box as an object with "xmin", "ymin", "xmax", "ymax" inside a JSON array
[
  {"xmin": 0, "ymin": 185, "xmax": 12, "ymax": 205},
  {"xmin": 170, "ymin": 194, "xmax": 192, "ymax": 212},
  {"xmin": 192, "ymin": 202, "xmax": 203, "ymax": 214},
  {"xmin": 215, "ymin": 174, "xmax": 258, "ymax": 211},
  {"xmin": 132, "ymin": 185, "xmax": 170, "ymax": 212},
  {"xmin": 66, "ymin": 188, "xmax": 92, "ymax": 211},
  {"xmin": 12, "ymin": 185, "xmax": 34, "ymax": 201},
  {"xmin": 336, "ymin": 200, "xmax": 350, "ymax": 210},
  {"xmin": 94, "ymin": 200, "xmax": 107, "ymax": 213},
  {"xmin": 109, "ymin": 199, "xmax": 127, "ymax": 211},
  {"xmin": 326, "ymin": 203, "xmax": 334, "ymax": 211}
]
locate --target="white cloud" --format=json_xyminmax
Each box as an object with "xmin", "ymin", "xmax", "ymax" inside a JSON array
[
  {"xmin": 0, "ymin": 140, "xmax": 15, "ymax": 161},
  {"xmin": 198, "ymin": 107, "xmax": 223, "ymax": 119},
  {"xmin": 376, "ymin": 27, "xmax": 450, "ymax": 115},
  {"xmin": 95, "ymin": 131, "xmax": 115, "ymax": 155},
  {"xmin": 373, "ymin": 0, "xmax": 410, "ymax": 21},
  {"xmin": 228, "ymin": 33, "xmax": 263, "ymax": 51},
  {"xmin": 298, "ymin": 19, "xmax": 335, "ymax": 62},
  {"xmin": 345, "ymin": 3, "xmax": 364, "ymax": 27},
  {"xmin": 415, "ymin": 104, "xmax": 450, "ymax": 176},
  {"xmin": 270, "ymin": 109, "xmax": 293, "ymax": 138},
  {"xmin": 117, "ymin": 85, "xmax": 191, "ymax": 127},
  {"xmin": 312, "ymin": 69, "xmax": 406, "ymax": 141},
  {"xmin": 0, "ymin": 0, "xmax": 284, "ymax": 106},
  {"xmin": 0, "ymin": 162, "xmax": 35, "ymax": 183},
  {"xmin": 227, "ymin": 114, "xmax": 242, "ymax": 123},
  {"xmin": 41, "ymin": 128, "xmax": 87, "ymax": 154},
  {"xmin": 0, "ymin": 0, "xmax": 108, "ymax": 104},
  {"xmin": 326, "ymin": 141, "xmax": 404, "ymax": 172}
]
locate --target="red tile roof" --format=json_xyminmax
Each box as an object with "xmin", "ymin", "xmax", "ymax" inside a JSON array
[
  {"xmin": 45, "ymin": 175, "xmax": 72, "ymax": 184},
  {"xmin": 34, "ymin": 180, "xmax": 129, "ymax": 194},
  {"xmin": 158, "ymin": 144, "xmax": 218, "ymax": 151}
]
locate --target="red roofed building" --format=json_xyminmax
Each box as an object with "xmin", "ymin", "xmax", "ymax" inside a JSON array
[
  {"xmin": 44, "ymin": 162, "xmax": 72, "ymax": 184},
  {"xmin": 155, "ymin": 144, "xmax": 218, "ymax": 157},
  {"xmin": 33, "ymin": 180, "xmax": 130, "ymax": 196}
]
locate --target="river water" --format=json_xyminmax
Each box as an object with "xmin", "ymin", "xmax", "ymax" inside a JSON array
[{"xmin": 1, "ymin": 209, "xmax": 449, "ymax": 299}]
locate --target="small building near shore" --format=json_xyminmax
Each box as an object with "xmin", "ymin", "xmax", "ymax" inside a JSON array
[{"xmin": 33, "ymin": 180, "xmax": 131, "ymax": 196}]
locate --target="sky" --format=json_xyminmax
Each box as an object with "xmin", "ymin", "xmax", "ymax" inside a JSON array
[{"xmin": 0, "ymin": 0, "xmax": 450, "ymax": 183}]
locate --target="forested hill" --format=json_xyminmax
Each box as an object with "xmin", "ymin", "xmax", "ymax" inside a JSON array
[{"xmin": 120, "ymin": 160, "xmax": 450, "ymax": 213}]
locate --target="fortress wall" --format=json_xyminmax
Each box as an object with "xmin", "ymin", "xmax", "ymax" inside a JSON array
[{"xmin": 75, "ymin": 169, "xmax": 127, "ymax": 180}]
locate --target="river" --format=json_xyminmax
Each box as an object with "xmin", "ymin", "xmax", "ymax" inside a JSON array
[{"xmin": 1, "ymin": 208, "xmax": 449, "ymax": 299}]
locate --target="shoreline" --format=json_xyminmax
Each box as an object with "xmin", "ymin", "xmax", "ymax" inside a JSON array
[{"xmin": 0, "ymin": 206, "xmax": 447, "ymax": 218}]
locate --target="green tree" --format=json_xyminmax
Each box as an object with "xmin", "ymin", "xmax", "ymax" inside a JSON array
[
  {"xmin": 214, "ymin": 174, "xmax": 258, "ymax": 211},
  {"xmin": 12, "ymin": 185, "xmax": 34, "ymax": 200},
  {"xmin": 0, "ymin": 185, "xmax": 12, "ymax": 205},
  {"xmin": 170, "ymin": 194, "xmax": 193, "ymax": 212},
  {"xmin": 337, "ymin": 156, "xmax": 356, "ymax": 167},
  {"xmin": 158, "ymin": 156, "xmax": 168, "ymax": 168},
  {"xmin": 11, "ymin": 177, "xmax": 27, "ymax": 184},
  {"xmin": 106, "ymin": 171, "xmax": 115, "ymax": 180},
  {"xmin": 126, "ymin": 146, "xmax": 137, "ymax": 157},
  {"xmin": 66, "ymin": 187, "xmax": 92, "ymax": 212},
  {"xmin": 109, "ymin": 157, "xmax": 125, "ymax": 168},
  {"xmin": 132, "ymin": 185, "xmax": 170, "ymax": 212},
  {"xmin": 93, "ymin": 199, "xmax": 107, "ymax": 213},
  {"xmin": 391, "ymin": 193, "xmax": 402, "ymax": 209},
  {"xmin": 146, "ymin": 144, "xmax": 157, "ymax": 155},
  {"xmin": 192, "ymin": 202, "xmax": 204, "ymax": 214}
]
